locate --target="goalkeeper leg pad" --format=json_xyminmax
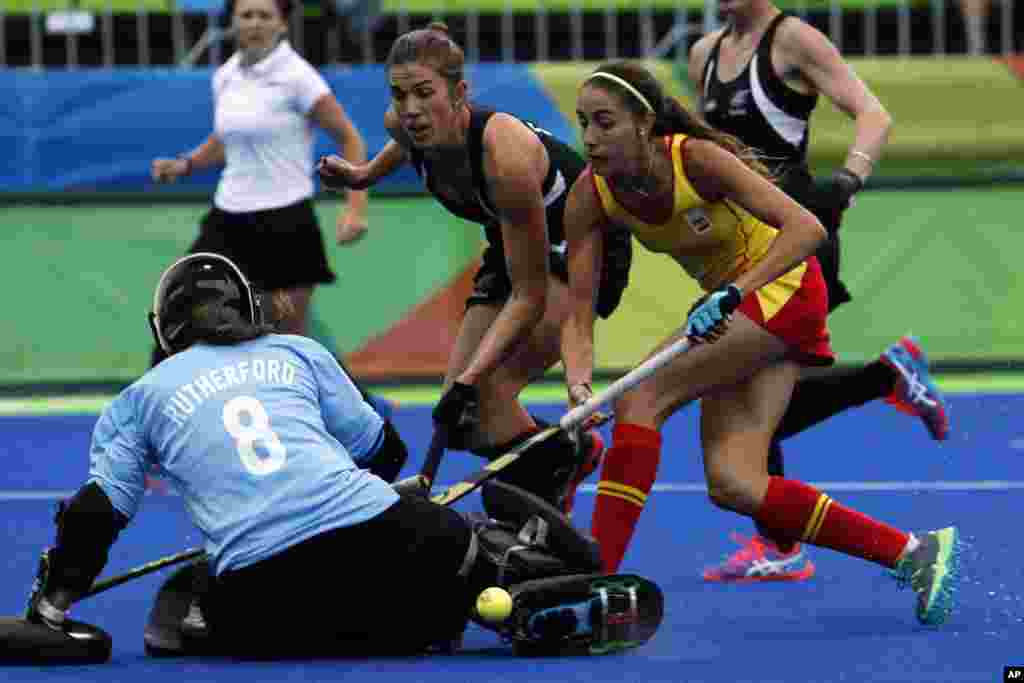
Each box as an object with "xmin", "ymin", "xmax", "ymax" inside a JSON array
[
  {"xmin": 144, "ymin": 557, "xmax": 215, "ymax": 657},
  {"xmin": 503, "ymin": 573, "xmax": 664, "ymax": 656}
]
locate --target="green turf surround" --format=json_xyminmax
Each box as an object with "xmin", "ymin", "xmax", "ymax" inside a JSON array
[
  {"xmin": 2, "ymin": 0, "xmax": 929, "ymax": 14},
  {"xmin": 3, "ymin": 186, "xmax": 1020, "ymax": 388},
  {"xmin": 532, "ymin": 58, "xmax": 1024, "ymax": 181},
  {"xmin": 593, "ymin": 186, "xmax": 1024, "ymax": 370},
  {"xmin": 2, "ymin": 198, "xmax": 482, "ymax": 385}
]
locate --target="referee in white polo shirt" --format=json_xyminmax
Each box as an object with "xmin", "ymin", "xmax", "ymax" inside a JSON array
[{"xmin": 152, "ymin": 0, "xmax": 370, "ymax": 351}]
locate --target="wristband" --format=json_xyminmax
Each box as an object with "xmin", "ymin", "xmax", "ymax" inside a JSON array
[
  {"xmin": 849, "ymin": 150, "xmax": 874, "ymax": 166},
  {"xmin": 179, "ymin": 155, "xmax": 194, "ymax": 176}
]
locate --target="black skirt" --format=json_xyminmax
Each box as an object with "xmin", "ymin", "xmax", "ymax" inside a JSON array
[
  {"xmin": 778, "ymin": 167, "xmax": 851, "ymax": 313},
  {"xmin": 467, "ymin": 224, "xmax": 633, "ymax": 320},
  {"xmin": 189, "ymin": 199, "xmax": 336, "ymax": 291}
]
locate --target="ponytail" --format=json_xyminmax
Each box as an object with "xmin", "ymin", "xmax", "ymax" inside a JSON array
[{"xmin": 655, "ymin": 95, "xmax": 774, "ymax": 180}]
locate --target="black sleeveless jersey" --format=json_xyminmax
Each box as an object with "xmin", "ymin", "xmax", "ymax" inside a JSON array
[
  {"xmin": 408, "ymin": 107, "xmax": 585, "ymax": 255},
  {"xmin": 699, "ymin": 13, "xmax": 818, "ymax": 174}
]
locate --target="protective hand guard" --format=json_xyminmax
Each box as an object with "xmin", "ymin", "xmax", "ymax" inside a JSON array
[
  {"xmin": 432, "ymin": 382, "xmax": 480, "ymax": 451},
  {"xmin": 685, "ymin": 284, "xmax": 742, "ymax": 341},
  {"xmin": 1, "ymin": 545, "xmax": 113, "ymax": 665},
  {"xmin": 24, "ymin": 549, "xmax": 63, "ymax": 629},
  {"xmin": 827, "ymin": 168, "xmax": 864, "ymax": 211}
]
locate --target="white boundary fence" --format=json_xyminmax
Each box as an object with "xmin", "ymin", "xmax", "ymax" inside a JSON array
[{"xmin": 0, "ymin": 0, "xmax": 1018, "ymax": 68}]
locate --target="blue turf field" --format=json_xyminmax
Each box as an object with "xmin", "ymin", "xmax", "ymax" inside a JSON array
[{"xmin": 1, "ymin": 393, "xmax": 1022, "ymax": 682}]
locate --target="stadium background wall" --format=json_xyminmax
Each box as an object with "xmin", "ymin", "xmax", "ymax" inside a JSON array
[{"xmin": 2, "ymin": 57, "xmax": 1022, "ymax": 388}]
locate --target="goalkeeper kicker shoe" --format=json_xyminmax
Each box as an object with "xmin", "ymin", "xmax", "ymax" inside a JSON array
[
  {"xmin": 506, "ymin": 574, "xmax": 663, "ymax": 656},
  {"xmin": 893, "ymin": 527, "xmax": 960, "ymax": 626},
  {"xmin": 881, "ymin": 336, "xmax": 950, "ymax": 441}
]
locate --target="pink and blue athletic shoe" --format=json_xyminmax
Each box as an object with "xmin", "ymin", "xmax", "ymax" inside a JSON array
[
  {"xmin": 702, "ymin": 533, "xmax": 816, "ymax": 583},
  {"xmin": 880, "ymin": 336, "xmax": 950, "ymax": 441}
]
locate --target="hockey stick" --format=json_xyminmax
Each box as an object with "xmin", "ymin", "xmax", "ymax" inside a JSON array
[
  {"xmin": 415, "ymin": 427, "xmax": 448, "ymax": 494},
  {"xmin": 78, "ymin": 547, "xmax": 205, "ymax": 602},
  {"xmin": 430, "ymin": 337, "xmax": 692, "ymax": 507}
]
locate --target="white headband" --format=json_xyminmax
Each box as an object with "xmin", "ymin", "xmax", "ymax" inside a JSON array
[{"xmin": 585, "ymin": 72, "xmax": 655, "ymax": 114}]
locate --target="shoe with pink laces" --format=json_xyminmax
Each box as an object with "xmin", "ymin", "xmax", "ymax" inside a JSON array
[
  {"xmin": 561, "ymin": 430, "xmax": 605, "ymax": 519},
  {"xmin": 702, "ymin": 533, "xmax": 816, "ymax": 582}
]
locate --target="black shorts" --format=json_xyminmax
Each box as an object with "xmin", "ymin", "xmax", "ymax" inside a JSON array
[
  {"xmin": 467, "ymin": 226, "xmax": 633, "ymax": 319},
  {"xmin": 778, "ymin": 168, "xmax": 851, "ymax": 313},
  {"xmin": 204, "ymin": 495, "xmax": 474, "ymax": 658},
  {"xmin": 190, "ymin": 199, "xmax": 336, "ymax": 292}
]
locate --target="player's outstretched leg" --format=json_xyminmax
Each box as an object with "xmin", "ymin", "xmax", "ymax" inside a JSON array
[
  {"xmin": 496, "ymin": 573, "xmax": 664, "ymax": 656},
  {"xmin": 704, "ymin": 442, "xmax": 815, "ymax": 583},
  {"xmin": 892, "ymin": 527, "xmax": 961, "ymax": 626}
]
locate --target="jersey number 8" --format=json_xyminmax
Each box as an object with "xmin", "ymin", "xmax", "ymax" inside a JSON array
[{"xmin": 223, "ymin": 396, "xmax": 287, "ymax": 476}]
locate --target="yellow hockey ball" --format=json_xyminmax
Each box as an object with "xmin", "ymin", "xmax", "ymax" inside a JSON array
[{"xmin": 475, "ymin": 586, "xmax": 513, "ymax": 623}]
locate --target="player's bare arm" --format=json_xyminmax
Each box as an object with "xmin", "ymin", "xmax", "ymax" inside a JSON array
[
  {"xmin": 383, "ymin": 104, "xmax": 416, "ymax": 152},
  {"xmin": 317, "ymin": 108, "xmax": 409, "ymax": 191},
  {"xmin": 560, "ymin": 167, "xmax": 606, "ymax": 393},
  {"xmin": 311, "ymin": 93, "xmax": 370, "ymax": 240},
  {"xmin": 774, "ymin": 20, "xmax": 892, "ymax": 181},
  {"xmin": 685, "ymin": 138, "xmax": 825, "ymax": 294},
  {"xmin": 311, "ymin": 94, "xmax": 369, "ymax": 176},
  {"xmin": 363, "ymin": 107, "xmax": 413, "ymax": 183},
  {"xmin": 455, "ymin": 114, "xmax": 550, "ymax": 386},
  {"xmin": 151, "ymin": 134, "xmax": 224, "ymax": 183}
]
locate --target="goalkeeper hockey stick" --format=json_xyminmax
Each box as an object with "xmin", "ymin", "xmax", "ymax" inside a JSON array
[{"xmin": 79, "ymin": 547, "xmax": 205, "ymax": 601}]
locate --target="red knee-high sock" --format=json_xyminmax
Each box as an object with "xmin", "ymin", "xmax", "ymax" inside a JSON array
[
  {"xmin": 755, "ymin": 476, "xmax": 910, "ymax": 568},
  {"xmin": 591, "ymin": 423, "xmax": 662, "ymax": 573}
]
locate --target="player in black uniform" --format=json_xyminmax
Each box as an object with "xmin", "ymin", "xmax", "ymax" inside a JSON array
[
  {"xmin": 688, "ymin": 1, "xmax": 951, "ymax": 582},
  {"xmin": 318, "ymin": 22, "xmax": 633, "ymax": 514}
]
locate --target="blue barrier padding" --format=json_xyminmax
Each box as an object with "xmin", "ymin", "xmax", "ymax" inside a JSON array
[{"xmin": 0, "ymin": 64, "xmax": 575, "ymax": 193}]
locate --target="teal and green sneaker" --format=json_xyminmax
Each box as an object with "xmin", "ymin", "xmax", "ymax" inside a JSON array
[{"xmin": 893, "ymin": 527, "xmax": 960, "ymax": 626}]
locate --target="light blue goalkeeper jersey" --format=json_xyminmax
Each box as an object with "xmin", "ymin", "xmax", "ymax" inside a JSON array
[{"xmin": 87, "ymin": 334, "xmax": 400, "ymax": 576}]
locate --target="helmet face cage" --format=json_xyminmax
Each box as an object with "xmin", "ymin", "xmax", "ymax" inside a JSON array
[{"xmin": 150, "ymin": 253, "xmax": 262, "ymax": 354}]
